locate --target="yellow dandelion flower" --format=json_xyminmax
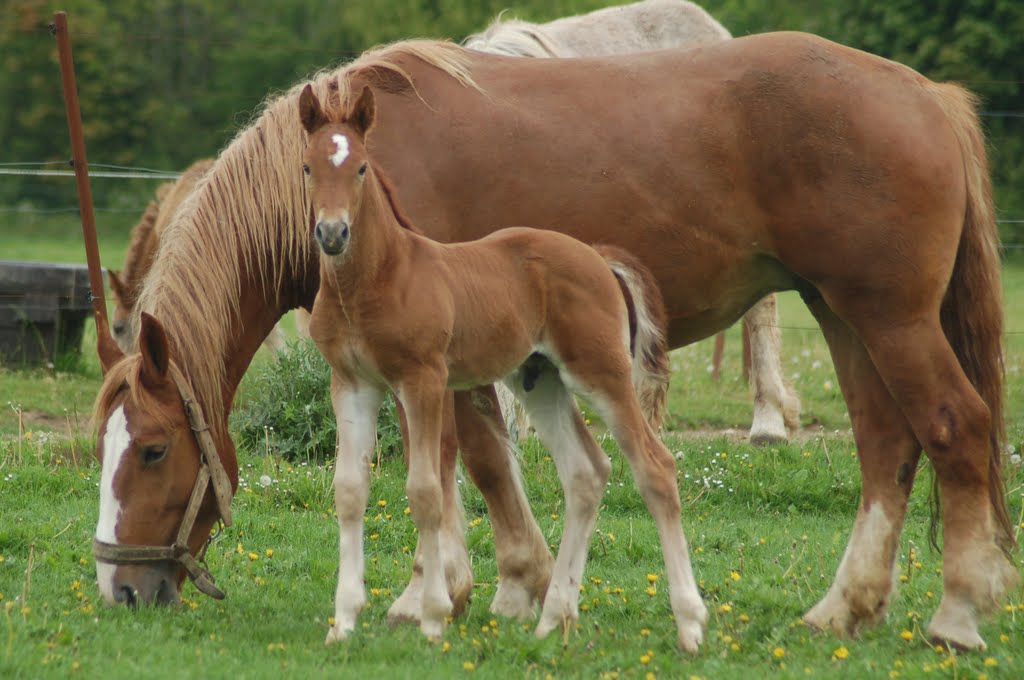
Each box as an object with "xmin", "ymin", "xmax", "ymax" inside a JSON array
[
  {"xmin": 730, "ymin": 643, "xmax": 740, "ymax": 651},
  {"xmin": 404, "ymin": 507, "xmax": 411, "ymax": 515},
  {"xmin": 978, "ymin": 674, "xmax": 988, "ymax": 680},
  {"xmin": 773, "ymin": 647, "xmax": 786, "ymax": 658},
  {"xmin": 739, "ymin": 614, "xmax": 750, "ymax": 623},
  {"xmin": 370, "ymin": 533, "xmax": 379, "ymax": 540},
  {"xmin": 328, "ymin": 616, "xmax": 335, "ymax": 625},
  {"xmin": 378, "ymin": 499, "xmax": 387, "ymax": 507},
  {"xmin": 72, "ymin": 580, "xmax": 80, "ymax": 590},
  {"xmin": 442, "ymin": 641, "xmax": 451, "ymax": 652},
  {"xmin": 899, "ymin": 630, "xmax": 913, "ymax": 641},
  {"xmin": 646, "ymin": 673, "xmax": 656, "ymax": 680},
  {"xmin": 639, "ymin": 654, "xmax": 651, "ymax": 664},
  {"xmin": 237, "ymin": 543, "xmax": 244, "ymax": 555},
  {"xmin": 730, "ymin": 571, "xmax": 741, "ymax": 582},
  {"xmin": 265, "ymin": 548, "xmax": 274, "ymax": 558},
  {"xmin": 370, "ymin": 588, "xmax": 381, "ymax": 597},
  {"xmin": 899, "ymin": 574, "xmax": 908, "ymax": 582},
  {"xmin": 640, "ymin": 628, "xmax": 651, "ymax": 637},
  {"xmin": 647, "ymin": 573, "xmax": 659, "ymax": 583},
  {"xmin": 833, "ymin": 646, "xmax": 849, "ymax": 660},
  {"xmin": 463, "ymin": 661, "xmax": 475, "ymax": 671},
  {"xmin": 645, "ymin": 586, "xmax": 657, "ymax": 597},
  {"xmin": 984, "ymin": 658, "xmax": 998, "ymax": 667},
  {"xmin": 720, "ymin": 453, "xmax": 727, "ymax": 459},
  {"xmin": 719, "ymin": 603, "xmax": 732, "ymax": 614},
  {"xmin": 889, "ymin": 672, "xmax": 901, "ymax": 679},
  {"xmin": 1000, "ymin": 634, "xmax": 1009, "ymax": 643},
  {"xmin": 248, "ymin": 552, "xmax": 258, "ymax": 561},
  {"xmin": 550, "ymin": 513, "xmax": 559, "ymax": 520}
]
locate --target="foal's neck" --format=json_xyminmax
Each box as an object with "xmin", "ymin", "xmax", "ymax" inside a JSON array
[{"xmin": 334, "ymin": 168, "xmax": 415, "ymax": 295}]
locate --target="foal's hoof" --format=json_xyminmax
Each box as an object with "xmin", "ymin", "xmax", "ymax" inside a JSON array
[
  {"xmin": 490, "ymin": 581, "xmax": 537, "ymax": 621},
  {"xmin": 677, "ymin": 619, "xmax": 705, "ymax": 654},
  {"xmin": 325, "ymin": 622, "xmax": 353, "ymax": 645}
]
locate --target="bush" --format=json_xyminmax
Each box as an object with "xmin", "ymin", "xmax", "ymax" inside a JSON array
[{"xmin": 232, "ymin": 338, "xmax": 403, "ymax": 462}]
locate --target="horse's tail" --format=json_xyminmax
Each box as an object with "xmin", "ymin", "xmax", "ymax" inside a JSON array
[
  {"xmin": 593, "ymin": 245, "xmax": 670, "ymax": 430},
  {"xmin": 928, "ymin": 82, "xmax": 1014, "ymax": 551}
]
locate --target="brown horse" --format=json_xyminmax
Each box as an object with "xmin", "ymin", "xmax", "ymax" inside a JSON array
[
  {"xmin": 91, "ymin": 32, "xmax": 1017, "ymax": 651},
  {"xmin": 299, "ymin": 84, "xmax": 685, "ymax": 643}
]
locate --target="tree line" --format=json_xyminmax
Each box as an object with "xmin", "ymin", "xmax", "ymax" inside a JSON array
[{"xmin": 3, "ymin": 0, "xmax": 1021, "ymax": 238}]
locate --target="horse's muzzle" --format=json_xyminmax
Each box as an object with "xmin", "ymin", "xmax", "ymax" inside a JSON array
[{"xmin": 315, "ymin": 219, "xmax": 349, "ymax": 256}]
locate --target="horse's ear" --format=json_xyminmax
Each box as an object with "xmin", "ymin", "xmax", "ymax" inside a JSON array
[
  {"xmin": 298, "ymin": 84, "xmax": 324, "ymax": 134},
  {"xmin": 107, "ymin": 269, "xmax": 126, "ymax": 304},
  {"xmin": 348, "ymin": 86, "xmax": 376, "ymax": 138},
  {"xmin": 138, "ymin": 312, "xmax": 170, "ymax": 389},
  {"xmin": 97, "ymin": 326, "xmax": 124, "ymax": 375}
]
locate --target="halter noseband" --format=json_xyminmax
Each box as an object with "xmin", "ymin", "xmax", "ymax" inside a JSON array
[{"xmin": 93, "ymin": 363, "xmax": 235, "ymax": 600}]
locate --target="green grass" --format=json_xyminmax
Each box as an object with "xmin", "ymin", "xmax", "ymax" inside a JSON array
[
  {"xmin": 2, "ymin": 214, "xmax": 1024, "ymax": 678},
  {"xmin": 0, "ymin": 434, "xmax": 1021, "ymax": 679}
]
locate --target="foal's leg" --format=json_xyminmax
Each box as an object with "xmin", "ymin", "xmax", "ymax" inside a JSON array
[
  {"xmin": 504, "ymin": 369, "xmax": 611, "ymax": 638},
  {"xmin": 571, "ymin": 369, "xmax": 707, "ymax": 653},
  {"xmin": 454, "ymin": 386, "xmax": 553, "ymax": 619},
  {"xmin": 388, "ymin": 393, "xmax": 473, "ymax": 625},
  {"xmin": 744, "ymin": 294, "xmax": 801, "ymax": 444},
  {"xmin": 802, "ymin": 301, "xmax": 922, "ymax": 636},
  {"xmin": 326, "ymin": 373, "xmax": 384, "ymax": 644},
  {"xmin": 397, "ymin": 371, "xmax": 454, "ymax": 638},
  {"xmin": 831, "ymin": 302, "xmax": 1018, "ymax": 649}
]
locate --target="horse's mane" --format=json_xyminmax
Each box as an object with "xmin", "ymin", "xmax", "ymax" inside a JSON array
[
  {"xmin": 463, "ymin": 13, "xmax": 560, "ymax": 58},
  {"xmin": 118, "ymin": 198, "xmax": 161, "ymax": 309},
  {"xmin": 129, "ymin": 39, "xmax": 477, "ymax": 426},
  {"xmin": 91, "ymin": 356, "xmax": 176, "ymax": 436}
]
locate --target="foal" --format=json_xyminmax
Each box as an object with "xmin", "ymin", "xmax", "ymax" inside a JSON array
[{"xmin": 300, "ymin": 84, "xmax": 706, "ymax": 650}]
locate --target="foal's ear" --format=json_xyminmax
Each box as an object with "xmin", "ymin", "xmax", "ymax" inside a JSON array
[
  {"xmin": 348, "ymin": 86, "xmax": 376, "ymax": 137},
  {"xmin": 138, "ymin": 312, "xmax": 171, "ymax": 389},
  {"xmin": 298, "ymin": 84, "xmax": 325, "ymax": 134}
]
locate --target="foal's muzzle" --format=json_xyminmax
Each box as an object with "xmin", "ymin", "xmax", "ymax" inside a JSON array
[{"xmin": 315, "ymin": 219, "xmax": 349, "ymax": 256}]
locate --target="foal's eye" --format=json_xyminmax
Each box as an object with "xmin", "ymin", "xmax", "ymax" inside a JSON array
[
  {"xmin": 302, "ymin": 163, "xmax": 310, "ymax": 176},
  {"xmin": 141, "ymin": 444, "xmax": 168, "ymax": 466},
  {"xmin": 357, "ymin": 163, "xmax": 367, "ymax": 177}
]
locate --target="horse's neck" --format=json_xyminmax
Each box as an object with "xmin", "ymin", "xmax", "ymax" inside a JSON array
[{"xmin": 334, "ymin": 172, "xmax": 413, "ymax": 296}]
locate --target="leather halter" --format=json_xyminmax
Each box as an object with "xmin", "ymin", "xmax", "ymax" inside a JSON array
[{"xmin": 93, "ymin": 363, "xmax": 235, "ymax": 600}]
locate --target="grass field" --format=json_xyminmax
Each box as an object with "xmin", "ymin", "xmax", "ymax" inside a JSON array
[{"xmin": 1, "ymin": 214, "xmax": 1023, "ymax": 678}]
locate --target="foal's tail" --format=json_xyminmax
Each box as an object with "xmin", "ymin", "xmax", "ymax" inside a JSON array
[
  {"xmin": 592, "ymin": 245, "xmax": 670, "ymax": 430},
  {"xmin": 929, "ymin": 82, "xmax": 1014, "ymax": 551}
]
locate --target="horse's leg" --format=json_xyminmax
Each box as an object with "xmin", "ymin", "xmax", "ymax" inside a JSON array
[
  {"xmin": 565, "ymin": 363, "xmax": 707, "ymax": 653},
  {"xmin": 503, "ymin": 368, "xmax": 610, "ymax": 639},
  {"xmin": 801, "ymin": 301, "xmax": 921, "ymax": 636},
  {"xmin": 325, "ymin": 372, "xmax": 384, "ymax": 644},
  {"xmin": 825, "ymin": 299, "xmax": 1017, "ymax": 649},
  {"xmin": 388, "ymin": 393, "xmax": 473, "ymax": 625},
  {"xmin": 495, "ymin": 382, "xmax": 531, "ymax": 442},
  {"xmin": 453, "ymin": 386, "xmax": 553, "ymax": 619},
  {"xmin": 396, "ymin": 371, "xmax": 454, "ymax": 638},
  {"xmin": 745, "ymin": 294, "xmax": 801, "ymax": 444}
]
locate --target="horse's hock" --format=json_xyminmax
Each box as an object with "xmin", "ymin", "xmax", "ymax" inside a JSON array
[{"xmin": 0, "ymin": 260, "xmax": 92, "ymax": 367}]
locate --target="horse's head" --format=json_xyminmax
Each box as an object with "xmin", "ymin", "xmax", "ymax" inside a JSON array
[
  {"xmin": 106, "ymin": 269, "xmax": 134, "ymax": 351},
  {"xmin": 299, "ymin": 83, "xmax": 376, "ymax": 257},
  {"xmin": 92, "ymin": 312, "xmax": 235, "ymax": 606}
]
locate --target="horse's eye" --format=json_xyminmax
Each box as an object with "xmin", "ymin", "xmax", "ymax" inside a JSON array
[
  {"xmin": 141, "ymin": 444, "xmax": 167, "ymax": 466},
  {"xmin": 358, "ymin": 162, "xmax": 367, "ymax": 177},
  {"xmin": 302, "ymin": 163, "xmax": 310, "ymax": 175}
]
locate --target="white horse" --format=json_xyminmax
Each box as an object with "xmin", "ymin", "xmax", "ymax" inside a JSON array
[{"xmin": 465, "ymin": 0, "xmax": 801, "ymax": 444}]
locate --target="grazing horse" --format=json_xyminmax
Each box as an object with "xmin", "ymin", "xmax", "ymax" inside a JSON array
[
  {"xmin": 299, "ymin": 84, "xmax": 686, "ymax": 643},
  {"xmin": 91, "ymin": 33, "xmax": 1017, "ymax": 651},
  {"xmin": 465, "ymin": 0, "xmax": 800, "ymax": 445}
]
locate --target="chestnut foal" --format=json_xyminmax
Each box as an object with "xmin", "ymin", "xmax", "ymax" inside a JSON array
[{"xmin": 300, "ymin": 84, "xmax": 705, "ymax": 649}]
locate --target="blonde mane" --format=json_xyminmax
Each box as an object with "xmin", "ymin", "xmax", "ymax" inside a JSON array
[{"xmin": 129, "ymin": 40, "xmax": 478, "ymax": 427}]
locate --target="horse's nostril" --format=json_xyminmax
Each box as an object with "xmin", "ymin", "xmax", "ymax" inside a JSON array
[
  {"xmin": 314, "ymin": 222, "xmax": 324, "ymax": 243},
  {"xmin": 341, "ymin": 225, "xmax": 349, "ymax": 240}
]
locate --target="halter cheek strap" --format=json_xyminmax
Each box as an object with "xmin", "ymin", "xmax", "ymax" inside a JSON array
[{"xmin": 92, "ymin": 363, "xmax": 234, "ymax": 600}]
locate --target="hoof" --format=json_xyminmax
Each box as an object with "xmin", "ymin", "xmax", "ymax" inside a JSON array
[
  {"xmin": 490, "ymin": 581, "xmax": 537, "ymax": 621},
  {"xmin": 927, "ymin": 596, "xmax": 986, "ymax": 651},
  {"xmin": 677, "ymin": 619, "xmax": 705, "ymax": 654}
]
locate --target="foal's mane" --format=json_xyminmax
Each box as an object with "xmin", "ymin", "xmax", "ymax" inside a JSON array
[
  {"xmin": 118, "ymin": 197, "xmax": 161, "ymax": 308},
  {"xmin": 127, "ymin": 40, "xmax": 477, "ymax": 429}
]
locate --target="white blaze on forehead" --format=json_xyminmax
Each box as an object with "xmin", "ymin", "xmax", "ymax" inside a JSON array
[
  {"xmin": 330, "ymin": 134, "xmax": 349, "ymax": 167},
  {"xmin": 96, "ymin": 404, "xmax": 131, "ymax": 603}
]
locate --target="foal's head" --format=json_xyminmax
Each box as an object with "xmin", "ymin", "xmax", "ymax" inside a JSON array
[
  {"xmin": 299, "ymin": 83, "xmax": 376, "ymax": 257},
  {"xmin": 92, "ymin": 313, "xmax": 235, "ymax": 606}
]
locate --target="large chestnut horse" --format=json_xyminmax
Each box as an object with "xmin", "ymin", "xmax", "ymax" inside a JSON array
[{"xmin": 91, "ymin": 32, "xmax": 1017, "ymax": 651}]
